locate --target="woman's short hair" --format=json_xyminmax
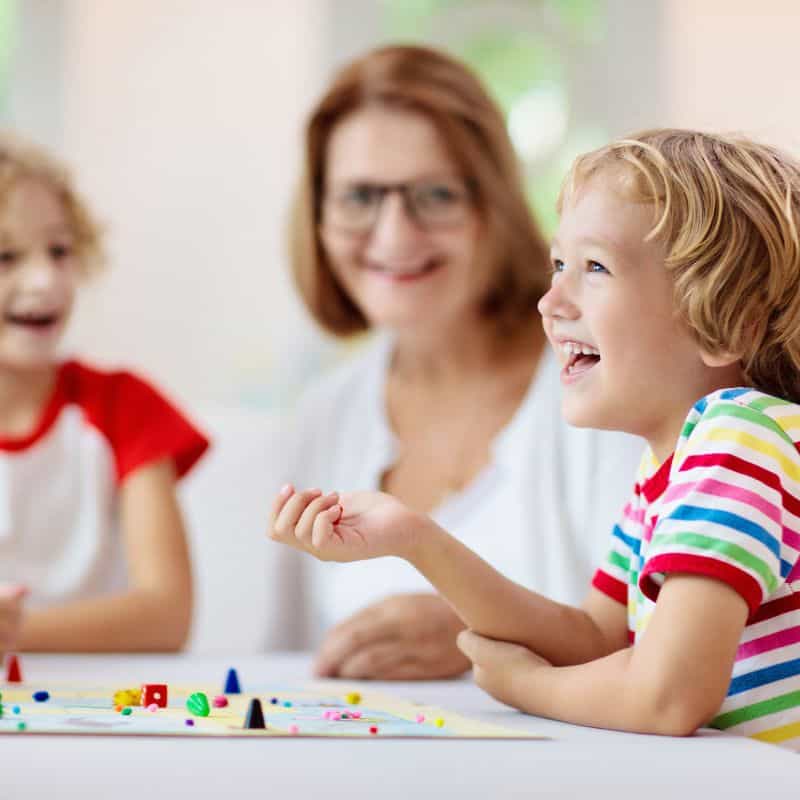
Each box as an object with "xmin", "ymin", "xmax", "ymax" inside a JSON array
[
  {"xmin": 560, "ymin": 129, "xmax": 800, "ymax": 403},
  {"xmin": 289, "ymin": 44, "xmax": 550, "ymax": 337},
  {"xmin": 0, "ymin": 132, "xmax": 104, "ymax": 276}
]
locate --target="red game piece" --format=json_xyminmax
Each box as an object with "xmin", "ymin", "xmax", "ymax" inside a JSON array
[
  {"xmin": 141, "ymin": 684, "xmax": 168, "ymax": 708},
  {"xmin": 5, "ymin": 654, "xmax": 22, "ymax": 683}
]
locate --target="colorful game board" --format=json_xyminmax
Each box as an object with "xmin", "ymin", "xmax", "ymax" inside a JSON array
[{"xmin": 0, "ymin": 679, "xmax": 545, "ymax": 740}]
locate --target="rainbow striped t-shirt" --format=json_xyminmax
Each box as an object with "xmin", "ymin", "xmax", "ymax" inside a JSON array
[{"xmin": 592, "ymin": 387, "xmax": 800, "ymax": 750}]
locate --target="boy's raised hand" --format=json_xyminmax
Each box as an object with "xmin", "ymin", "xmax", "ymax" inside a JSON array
[
  {"xmin": 269, "ymin": 485, "xmax": 418, "ymax": 562},
  {"xmin": 0, "ymin": 583, "xmax": 28, "ymax": 655}
]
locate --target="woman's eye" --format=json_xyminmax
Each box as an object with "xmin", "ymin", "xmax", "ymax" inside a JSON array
[
  {"xmin": 588, "ymin": 260, "xmax": 609, "ymax": 274},
  {"xmin": 342, "ymin": 185, "xmax": 379, "ymax": 207},
  {"xmin": 0, "ymin": 250, "xmax": 19, "ymax": 266},
  {"xmin": 551, "ymin": 258, "xmax": 565, "ymax": 274}
]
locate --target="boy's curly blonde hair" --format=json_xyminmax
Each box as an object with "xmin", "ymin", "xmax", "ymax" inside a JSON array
[
  {"xmin": 0, "ymin": 132, "xmax": 104, "ymax": 275},
  {"xmin": 560, "ymin": 129, "xmax": 800, "ymax": 403}
]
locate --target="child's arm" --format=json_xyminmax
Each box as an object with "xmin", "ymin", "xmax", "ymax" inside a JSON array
[
  {"xmin": 19, "ymin": 458, "xmax": 192, "ymax": 652},
  {"xmin": 460, "ymin": 573, "xmax": 748, "ymax": 736},
  {"xmin": 270, "ymin": 487, "xmax": 629, "ymax": 666},
  {"xmin": 0, "ymin": 584, "xmax": 28, "ymax": 657}
]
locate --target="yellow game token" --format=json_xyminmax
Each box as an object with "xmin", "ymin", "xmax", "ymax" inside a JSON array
[
  {"xmin": 345, "ymin": 692, "xmax": 361, "ymax": 705},
  {"xmin": 113, "ymin": 688, "xmax": 142, "ymax": 707}
]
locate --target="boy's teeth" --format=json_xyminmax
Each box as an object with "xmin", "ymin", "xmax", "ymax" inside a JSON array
[{"xmin": 560, "ymin": 341, "xmax": 600, "ymax": 356}]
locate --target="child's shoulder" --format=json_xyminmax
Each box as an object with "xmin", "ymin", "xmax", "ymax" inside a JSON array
[
  {"xmin": 689, "ymin": 387, "xmax": 800, "ymax": 442},
  {"xmin": 675, "ymin": 387, "xmax": 800, "ymax": 477},
  {"xmin": 60, "ymin": 359, "xmax": 169, "ymax": 404}
]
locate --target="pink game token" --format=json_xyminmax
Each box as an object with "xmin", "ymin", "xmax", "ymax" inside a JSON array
[
  {"xmin": 415, "ymin": 714, "xmax": 425, "ymax": 723},
  {"xmin": 288, "ymin": 724, "xmax": 300, "ymax": 735},
  {"xmin": 212, "ymin": 695, "xmax": 229, "ymax": 708},
  {"xmin": 147, "ymin": 703, "xmax": 159, "ymax": 713},
  {"xmin": 350, "ymin": 711, "xmax": 362, "ymax": 719}
]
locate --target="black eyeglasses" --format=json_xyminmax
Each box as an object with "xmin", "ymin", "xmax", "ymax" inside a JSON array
[{"xmin": 322, "ymin": 177, "xmax": 473, "ymax": 233}]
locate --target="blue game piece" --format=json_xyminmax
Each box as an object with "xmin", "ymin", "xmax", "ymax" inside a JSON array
[
  {"xmin": 224, "ymin": 668, "xmax": 241, "ymax": 694},
  {"xmin": 283, "ymin": 701, "xmax": 292, "ymax": 708},
  {"xmin": 270, "ymin": 697, "xmax": 278, "ymax": 705},
  {"xmin": 32, "ymin": 691, "xmax": 50, "ymax": 702},
  {"xmin": 12, "ymin": 705, "xmax": 20, "ymax": 714}
]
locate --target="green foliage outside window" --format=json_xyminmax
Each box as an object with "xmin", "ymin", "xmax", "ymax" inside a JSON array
[{"xmin": 382, "ymin": 0, "xmax": 608, "ymax": 233}]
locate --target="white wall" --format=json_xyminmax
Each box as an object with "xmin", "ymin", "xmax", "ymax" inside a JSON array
[
  {"xmin": 13, "ymin": 0, "xmax": 331, "ymax": 410},
  {"xmin": 663, "ymin": 0, "xmax": 800, "ymax": 152}
]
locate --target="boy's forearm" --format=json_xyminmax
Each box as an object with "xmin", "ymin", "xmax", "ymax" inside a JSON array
[
  {"xmin": 510, "ymin": 648, "xmax": 702, "ymax": 737},
  {"xmin": 19, "ymin": 589, "xmax": 191, "ymax": 652},
  {"xmin": 406, "ymin": 517, "xmax": 612, "ymax": 665}
]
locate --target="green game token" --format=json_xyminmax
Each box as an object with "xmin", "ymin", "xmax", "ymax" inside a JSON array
[
  {"xmin": 186, "ymin": 692, "xmax": 210, "ymax": 717},
  {"xmin": 121, "ymin": 707, "xmax": 133, "ymax": 716},
  {"xmin": 16, "ymin": 722, "xmax": 26, "ymax": 731}
]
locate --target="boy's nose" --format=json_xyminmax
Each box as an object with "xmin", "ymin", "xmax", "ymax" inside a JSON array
[{"xmin": 538, "ymin": 275, "xmax": 579, "ymax": 320}]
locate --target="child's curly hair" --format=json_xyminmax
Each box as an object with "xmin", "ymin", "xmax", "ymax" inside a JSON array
[
  {"xmin": 560, "ymin": 129, "xmax": 800, "ymax": 403},
  {"xmin": 0, "ymin": 132, "xmax": 104, "ymax": 275}
]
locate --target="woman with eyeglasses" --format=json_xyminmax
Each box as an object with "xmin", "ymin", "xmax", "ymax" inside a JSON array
[{"xmin": 281, "ymin": 44, "xmax": 642, "ymax": 679}]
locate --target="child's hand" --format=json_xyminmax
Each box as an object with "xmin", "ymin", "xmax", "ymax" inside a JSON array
[
  {"xmin": 457, "ymin": 629, "xmax": 551, "ymax": 710},
  {"xmin": 269, "ymin": 485, "xmax": 420, "ymax": 562},
  {"xmin": 0, "ymin": 583, "xmax": 28, "ymax": 655}
]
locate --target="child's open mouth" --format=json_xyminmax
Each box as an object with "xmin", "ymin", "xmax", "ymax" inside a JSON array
[
  {"xmin": 560, "ymin": 341, "xmax": 601, "ymax": 379},
  {"xmin": 4, "ymin": 310, "xmax": 62, "ymax": 331}
]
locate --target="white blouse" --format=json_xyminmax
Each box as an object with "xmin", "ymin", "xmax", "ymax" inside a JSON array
[{"xmin": 283, "ymin": 334, "xmax": 644, "ymax": 645}]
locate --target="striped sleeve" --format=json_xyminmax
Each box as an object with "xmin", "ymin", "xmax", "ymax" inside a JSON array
[
  {"xmin": 591, "ymin": 501, "xmax": 638, "ymax": 605},
  {"xmin": 640, "ymin": 397, "xmax": 795, "ymax": 615}
]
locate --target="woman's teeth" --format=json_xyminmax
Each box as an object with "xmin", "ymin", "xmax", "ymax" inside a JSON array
[{"xmin": 560, "ymin": 341, "xmax": 600, "ymax": 357}]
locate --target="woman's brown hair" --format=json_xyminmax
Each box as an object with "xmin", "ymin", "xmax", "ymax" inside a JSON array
[{"xmin": 289, "ymin": 44, "xmax": 550, "ymax": 337}]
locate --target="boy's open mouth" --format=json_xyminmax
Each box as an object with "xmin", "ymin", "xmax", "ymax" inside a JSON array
[{"xmin": 561, "ymin": 341, "xmax": 601, "ymax": 376}]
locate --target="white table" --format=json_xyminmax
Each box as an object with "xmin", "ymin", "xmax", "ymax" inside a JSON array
[{"xmin": 3, "ymin": 653, "xmax": 795, "ymax": 799}]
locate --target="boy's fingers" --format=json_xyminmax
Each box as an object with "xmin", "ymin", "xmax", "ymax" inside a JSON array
[
  {"xmin": 272, "ymin": 488, "xmax": 323, "ymax": 537},
  {"xmin": 311, "ymin": 504, "xmax": 341, "ymax": 550},
  {"xmin": 295, "ymin": 494, "xmax": 339, "ymax": 544},
  {"xmin": 456, "ymin": 629, "xmax": 486, "ymax": 661},
  {"xmin": 270, "ymin": 484, "xmax": 295, "ymax": 523}
]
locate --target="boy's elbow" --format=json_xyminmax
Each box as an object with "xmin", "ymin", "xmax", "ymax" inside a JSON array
[{"xmin": 638, "ymin": 684, "xmax": 722, "ymax": 737}]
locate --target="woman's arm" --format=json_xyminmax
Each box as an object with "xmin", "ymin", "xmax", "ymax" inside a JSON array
[{"xmin": 20, "ymin": 458, "xmax": 193, "ymax": 652}]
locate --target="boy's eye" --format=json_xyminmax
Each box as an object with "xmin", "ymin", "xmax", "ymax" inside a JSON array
[
  {"xmin": 551, "ymin": 258, "xmax": 565, "ymax": 273},
  {"xmin": 588, "ymin": 260, "xmax": 609, "ymax": 274}
]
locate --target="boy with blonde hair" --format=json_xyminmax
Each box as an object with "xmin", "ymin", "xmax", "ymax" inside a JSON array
[{"xmin": 269, "ymin": 129, "xmax": 800, "ymax": 749}]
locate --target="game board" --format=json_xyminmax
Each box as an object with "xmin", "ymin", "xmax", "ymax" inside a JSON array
[{"xmin": 0, "ymin": 679, "xmax": 545, "ymax": 740}]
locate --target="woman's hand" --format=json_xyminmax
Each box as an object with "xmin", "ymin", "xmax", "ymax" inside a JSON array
[
  {"xmin": 314, "ymin": 593, "xmax": 471, "ymax": 680},
  {"xmin": 457, "ymin": 629, "xmax": 552, "ymax": 710},
  {"xmin": 0, "ymin": 584, "xmax": 27, "ymax": 656},
  {"xmin": 269, "ymin": 485, "xmax": 421, "ymax": 562}
]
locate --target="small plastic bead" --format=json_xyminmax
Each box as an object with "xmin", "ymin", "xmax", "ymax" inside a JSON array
[
  {"xmin": 415, "ymin": 714, "xmax": 425, "ymax": 723},
  {"xmin": 282, "ymin": 701, "xmax": 292, "ymax": 708},
  {"xmin": 147, "ymin": 703, "xmax": 159, "ymax": 712},
  {"xmin": 32, "ymin": 691, "xmax": 50, "ymax": 702},
  {"xmin": 185, "ymin": 718, "xmax": 195, "ymax": 727},
  {"xmin": 288, "ymin": 724, "xmax": 300, "ymax": 735},
  {"xmin": 121, "ymin": 707, "xmax": 133, "ymax": 716},
  {"xmin": 434, "ymin": 718, "xmax": 445, "ymax": 728}
]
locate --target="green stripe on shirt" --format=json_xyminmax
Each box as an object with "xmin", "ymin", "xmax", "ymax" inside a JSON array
[{"xmin": 712, "ymin": 689, "xmax": 800, "ymax": 729}]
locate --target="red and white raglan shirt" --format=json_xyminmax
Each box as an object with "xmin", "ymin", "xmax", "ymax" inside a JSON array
[
  {"xmin": 0, "ymin": 360, "xmax": 209, "ymax": 607},
  {"xmin": 593, "ymin": 388, "xmax": 800, "ymax": 750}
]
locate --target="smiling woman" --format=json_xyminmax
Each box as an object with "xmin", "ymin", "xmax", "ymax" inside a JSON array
[{"xmin": 276, "ymin": 45, "xmax": 643, "ymax": 680}]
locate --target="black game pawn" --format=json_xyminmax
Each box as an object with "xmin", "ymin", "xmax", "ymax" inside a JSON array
[{"xmin": 244, "ymin": 698, "xmax": 266, "ymax": 729}]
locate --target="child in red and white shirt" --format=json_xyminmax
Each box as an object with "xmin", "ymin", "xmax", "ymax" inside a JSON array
[{"xmin": 0, "ymin": 133, "xmax": 208, "ymax": 655}]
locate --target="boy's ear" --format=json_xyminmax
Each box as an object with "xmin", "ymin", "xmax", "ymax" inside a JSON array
[{"xmin": 699, "ymin": 348, "xmax": 742, "ymax": 368}]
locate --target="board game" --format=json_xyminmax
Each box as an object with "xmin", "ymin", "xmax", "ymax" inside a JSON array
[{"xmin": 0, "ymin": 673, "xmax": 545, "ymax": 740}]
